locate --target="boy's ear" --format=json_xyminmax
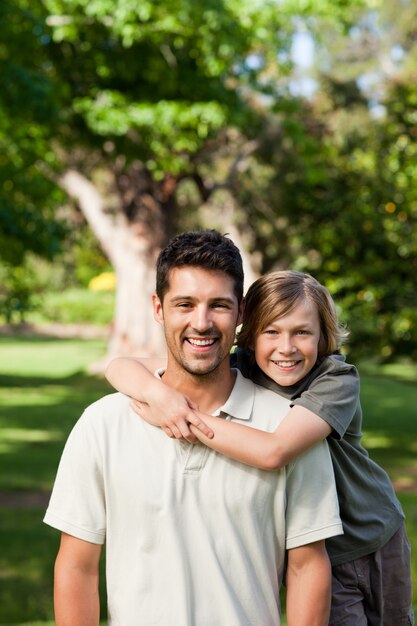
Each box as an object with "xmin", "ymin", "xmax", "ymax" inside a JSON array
[{"xmin": 152, "ymin": 293, "xmax": 164, "ymax": 325}]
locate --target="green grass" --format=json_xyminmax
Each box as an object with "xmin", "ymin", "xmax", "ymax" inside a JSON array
[
  {"xmin": 360, "ymin": 366, "xmax": 417, "ymax": 492},
  {"xmin": 0, "ymin": 336, "xmax": 415, "ymax": 624},
  {"xmin": 0, "ymin": 337, "xmax": 111, "ymax": 492},
  {"xmin": 0, "ymin": 336, "xmax": 110, "ymax": 624}
]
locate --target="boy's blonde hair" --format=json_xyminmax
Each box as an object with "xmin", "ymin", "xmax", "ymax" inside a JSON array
[{"xmin": 237, "ymin": 271, "xmax": 348, "ymax": 359}]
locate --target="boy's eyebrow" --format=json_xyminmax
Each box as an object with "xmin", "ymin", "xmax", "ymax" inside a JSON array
[{"xmin": 268, "ymin": 319, "xmax": 314, "ymax": 328}]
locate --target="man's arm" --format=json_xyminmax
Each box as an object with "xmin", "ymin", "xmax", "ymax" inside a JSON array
[
  {"xmin": 54, "ymin": 533, "xmax": 102, "ymax": 626},
  {"xmin": 285, "ymin": 540, "xmax": 331, "ymax": 626}
]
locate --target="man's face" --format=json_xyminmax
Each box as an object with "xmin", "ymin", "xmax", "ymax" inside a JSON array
[{"xmin": 153, "ymin": 267, "xmax": 243, "ymax": 377}]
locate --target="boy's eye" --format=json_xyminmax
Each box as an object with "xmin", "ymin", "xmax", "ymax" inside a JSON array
[{"xmin": 264, "ymin": 329, "xmax": 278, "ymax": 335}]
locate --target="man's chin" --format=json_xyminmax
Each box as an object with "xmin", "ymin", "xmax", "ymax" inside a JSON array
[{"xmin": 182, "ymin": 359, "xmax": 220, "ymax": 377}]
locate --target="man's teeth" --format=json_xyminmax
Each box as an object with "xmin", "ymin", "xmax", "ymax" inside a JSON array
[
  {"xmin": 188, "ymin": 338, "xmax": 216, "ymax": 346},
  {"xmin": 273, "ymin": 361, "xmax": 298, "ymax": 368}
]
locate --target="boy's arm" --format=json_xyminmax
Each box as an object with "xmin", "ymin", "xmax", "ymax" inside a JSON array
[
  {"xmin": 54, "ymin": 533, "xmax": 102, "ymax": 626},
  {"xmin": 106, "ymin": 358, "xmax": 331, "ymax": 468},
  {"xmin": 189, "ymin": 404, "xmax": 331, "ymax": 469},
  {"xmin": 285, "ymin": 541, "xmax": 331, "ymax": 626},
  {"xmin": 105, "ymin": 358, "xmax": 214, "ymax": 441},
  {"xmin": 105, "ymin": 357, "xmax": 166, "ymax": 398}
]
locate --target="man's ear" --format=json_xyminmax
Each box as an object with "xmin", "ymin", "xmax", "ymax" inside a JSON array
[
  {"xmin": 152, "ymin": 293, "xmax": 164, "ymax": 325},
  {"xmin": 237, "ymin": 298, "xmax": 245, "ymax": 327}
]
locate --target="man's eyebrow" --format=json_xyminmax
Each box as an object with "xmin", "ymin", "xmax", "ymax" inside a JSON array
[
  {"xmin": 168, "ymin": 295, "xmax": 195, "ymax": 303},
  {"xmin": 168, "ymin": 295, "xmax": 236, "ymax": 304},
  {"xmin": 210, "ymin": 297, "xmax": 236, "ymax": 304}
]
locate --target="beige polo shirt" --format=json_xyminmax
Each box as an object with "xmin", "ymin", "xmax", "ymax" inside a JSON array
[{"xmin": 44, "ymin": 370, "xmax": 342, "ymax": 626}]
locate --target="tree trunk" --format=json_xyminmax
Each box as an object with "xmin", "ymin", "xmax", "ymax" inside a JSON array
[
  {"xmin": 60, "ymin": 170, "xmax": 260, "ymax": 369},
  {"xmin": 60, "ymin": 170, "xmax": 166, "ymax": 366}
]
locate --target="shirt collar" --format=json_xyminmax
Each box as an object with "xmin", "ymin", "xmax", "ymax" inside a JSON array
[
  {"xmin": 214, "ymin": 369, "xmax": 254, "ymax": 421},
  {"xmin": 155, "ymin": 368, "xmax": 255, "ymax": 422}
]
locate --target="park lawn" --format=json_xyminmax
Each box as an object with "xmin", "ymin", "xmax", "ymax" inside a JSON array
[
  {"xmin": 360, "ymin": 363, "xmax": 417, "ymax": 492},
  {"xmin": 0, "ymin": 336, "xmax": 416, "ymax": 624},
  {"xmin": 0, "ymin": 336, "xmax": 111, "ymax": 491}
]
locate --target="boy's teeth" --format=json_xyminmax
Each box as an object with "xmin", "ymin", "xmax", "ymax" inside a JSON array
[
  {"xmin": 188, "ymin": 338, "xmax": 215, "ymax": 346},
  {"xmin": 274, "ymin": 361, "xmax": 297, "ymax": 368}
]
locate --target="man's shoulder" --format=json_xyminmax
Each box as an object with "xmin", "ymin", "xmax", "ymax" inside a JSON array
[
  {"xmin": 233, "ymin": 371, "xmax": 290, "ymax": 427},
  {"xmin": 80, "ymin": 392, "xmax": 132, "ymax": 425},
  {"xmin": 253, "ymin": 381, "xmax": 291, "ymax": 406},
  {"xmin": 88, "ymin": 390, "xmax": 130, "ymax": 409},
  {"xmin": 234, "ymin": 370, "xmax": 288, "ymax": 402}
]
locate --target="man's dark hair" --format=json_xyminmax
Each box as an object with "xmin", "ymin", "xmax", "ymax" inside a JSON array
[{"xmin": 156, "ymin": 230, "xmax": 244, "ymax": 302}]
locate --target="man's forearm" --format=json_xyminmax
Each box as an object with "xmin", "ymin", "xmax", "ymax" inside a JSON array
[
  {"xmin": 54, "ymin": 565, "xmax": 100, "ymax": 626},
  {"xmin": 54, "ymin": 534, "xmax": 102, "ymax": 626}
]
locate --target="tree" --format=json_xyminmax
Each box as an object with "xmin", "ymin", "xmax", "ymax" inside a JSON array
[
  {"xmin": 0, "ymin": 0, "xmax": 70, "ymax": 264},
  {"xmin": 9, "ymin": 0, "xmax": 403, "ymax": 360},
  {"xmin": 0, "ymin": 0, "xmax": 68, "ymax": 319},
  {"xmin": 23, "ymin": 0, "xmax": 298, "ymax": 357}
]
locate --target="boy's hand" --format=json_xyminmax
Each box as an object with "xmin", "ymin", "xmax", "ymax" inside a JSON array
[{"xmin": 130, "ymin": 396, "xmax": 214, "ymax": 443}]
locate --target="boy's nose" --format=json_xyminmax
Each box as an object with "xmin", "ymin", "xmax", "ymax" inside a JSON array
[{"xmin": 279, "ymin": 334, "xmax": 295, "ymax": 353}]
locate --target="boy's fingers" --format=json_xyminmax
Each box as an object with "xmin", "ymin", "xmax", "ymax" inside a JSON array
[
  {"xmin": 131, "ymin": 399, "xmax": 143, "ymax": 415},
  {"xmin": 187, "ymin": 414, "xmax": 214, "ymax": 438},
  {"xmin": 173, "ymin": 420, "xmax": 197, "ymax": 443},
  {"xmin": 176, "ymin": 419, "xmax": 193, "ymax": 439}
]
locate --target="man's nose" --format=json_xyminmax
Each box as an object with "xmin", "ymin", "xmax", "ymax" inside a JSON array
[{"xmin": 191, "ymin": 306, "xmax": 213, "ymax": 332}]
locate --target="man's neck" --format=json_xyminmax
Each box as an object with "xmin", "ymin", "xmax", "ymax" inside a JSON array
[{"xmin": 161, "ymin": 363, "xmax": 236, "ymax": 414}]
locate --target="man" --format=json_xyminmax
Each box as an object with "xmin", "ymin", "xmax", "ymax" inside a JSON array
[{"xmin": 44, "ymin": 229, "xmax": 343, "ymax": 626}]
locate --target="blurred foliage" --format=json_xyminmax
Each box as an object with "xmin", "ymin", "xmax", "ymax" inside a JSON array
[
  {"xmin": 0, "ymin": 0, "xmax": 68, "ymax": 266},
  {"xmin": 71, "ymin": 224, "xmax": 113, "ymax": 287},
  {"xmin": 89, "ymin": 272, "xmax": 116, "ymax": 291},
  {"xmin": 34, "ymin": 288, "xmax": 114, "ymax": 325},
  {"xmin": 0, "ymin": 262, "xmax": 38, "ymax": 323},
  {"xmin": 226, "ymin": 0, "xmax": 417, "ymax": 361},
  {"xmin": 1, "ymin": 0, "xmax": 416, "ymax": 360}
]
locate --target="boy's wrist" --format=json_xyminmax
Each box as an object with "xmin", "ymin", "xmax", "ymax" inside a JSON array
[{"xmin": 142, "ymin": 377, "xmax": 166, "ymax": 403}]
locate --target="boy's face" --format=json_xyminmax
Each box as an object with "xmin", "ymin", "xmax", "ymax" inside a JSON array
[
  {"xmin": 153, "ymin": 266, "xmax": 242, "ymax": 377},
  {"xmin": 254, "ymin": 300, "xmax": 321, "ymax": 387}
]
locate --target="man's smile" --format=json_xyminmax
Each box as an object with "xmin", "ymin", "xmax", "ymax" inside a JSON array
[{"xmin": 187, "ymin": 337, "xmax": 217, "ymax": 345}]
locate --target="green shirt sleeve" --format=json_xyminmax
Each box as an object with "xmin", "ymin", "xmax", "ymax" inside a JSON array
[{"xmin": 292, "ymin": 356, "xmax": 360, "ymax": 438}]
